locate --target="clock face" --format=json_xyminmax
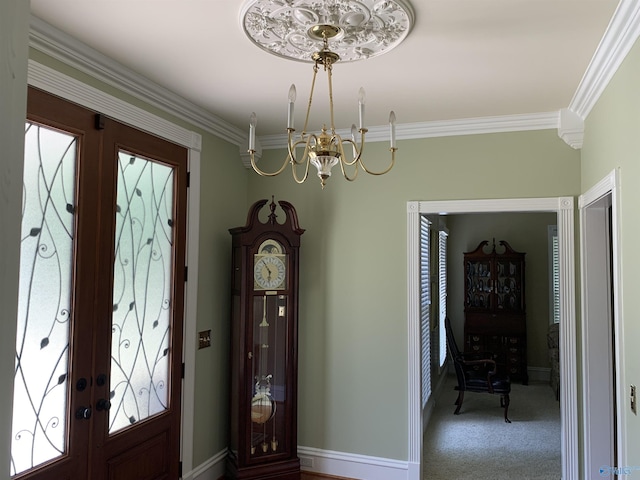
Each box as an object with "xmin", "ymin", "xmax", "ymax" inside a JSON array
[{"xmin": 254, "ymin": 255, "xmax": 286, "ymax": 290}]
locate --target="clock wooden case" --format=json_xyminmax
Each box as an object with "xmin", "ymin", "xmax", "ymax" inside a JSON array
[{"xmin": 227, "ymin": 198, "xmax": 304, "ymax": 480}]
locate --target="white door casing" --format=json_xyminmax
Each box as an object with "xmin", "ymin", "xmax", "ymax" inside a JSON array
[
  {"xmin": 579, "ymin": 169, "xmax": 624, "ymax": 477},
  {"xmin": 408, "ymin": 197, "xmax": 577, "ymax": 480}
]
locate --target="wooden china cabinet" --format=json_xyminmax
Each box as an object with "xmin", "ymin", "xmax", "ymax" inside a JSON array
[{"xmin": 463, "ymin": 239, "xmax": 528, "ymax": 384}]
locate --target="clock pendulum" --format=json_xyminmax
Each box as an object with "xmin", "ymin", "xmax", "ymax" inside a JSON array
[{"xmin": 250, "ymin": 295, "xmax": 278, "ymax": 455}]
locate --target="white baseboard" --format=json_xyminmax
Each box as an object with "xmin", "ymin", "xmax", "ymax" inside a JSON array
[
  {"xmin": 188, "ymin": 447, "xmax": 413, "ymax": 480},
  {"xmin": 185, "ymin": 449, "xmax": 226, "ymax": 480},
  {"xmin": 528, "ymin": 366, "xmax": 551, "ymax": 383},
  {"xmin": 298, "ymin": 446, "xmax": 410, "ymax": 480}
]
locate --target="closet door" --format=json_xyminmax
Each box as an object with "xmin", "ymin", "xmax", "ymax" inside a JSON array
[{"xmin": 11, "ymin": 87, "xmax": 186, "ymax": 480}]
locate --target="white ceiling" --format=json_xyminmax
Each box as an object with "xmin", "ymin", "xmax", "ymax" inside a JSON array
[{"xmin": 29, "ymin": 1, "xmax": 620, "ymax": 139}]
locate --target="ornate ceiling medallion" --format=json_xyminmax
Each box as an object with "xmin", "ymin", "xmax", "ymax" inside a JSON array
[{"xmin": 240, "ymin": 0, "xmax": 415, "ymax": 63}]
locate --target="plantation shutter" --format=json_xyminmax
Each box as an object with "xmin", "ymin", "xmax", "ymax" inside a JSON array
[
  {"xmin": 552, "ymin": 233, "xmax": 560, "ymax": 323},
  {"xmin": 549, "ymin": 225, "xmax": 560, "ymax": 324},
  {"xmin": 438, "ymin": 229, "xmax": 448, "ymax": 367},
  {"xmin": 420, "ymin": 216, "xmax": 431, "ymax": 406}
]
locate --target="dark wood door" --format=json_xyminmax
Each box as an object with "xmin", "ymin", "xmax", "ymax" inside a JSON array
[{"xmin": 11, "ymin": 87, "xmax": 186, "ymax": 480}]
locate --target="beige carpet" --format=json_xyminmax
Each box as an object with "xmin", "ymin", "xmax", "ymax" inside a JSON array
[{"xmin": 423, "ymin": 376, "xmax": 561, "ymax": 480}]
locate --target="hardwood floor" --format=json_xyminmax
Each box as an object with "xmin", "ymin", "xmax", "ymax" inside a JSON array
[
  {"xmin": 219, "ymin": 472, "xmax": 354, "ymax": 479},
  {"xmin": 301, "ymin": 473, "xmax": 354, "ymax": 480}
]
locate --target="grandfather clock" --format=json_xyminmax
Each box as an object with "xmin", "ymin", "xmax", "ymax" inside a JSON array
[{"xmin": 226, "ymin": 198, "xmax": 304, "ymax": 480}]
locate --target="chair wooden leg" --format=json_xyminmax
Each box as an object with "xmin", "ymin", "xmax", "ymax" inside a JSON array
[
  {"xmin": 454, "ymin": 391, "xmax": 464, "ymax": 415},
  {"xmin": 501, "ymin": 394, "xmax": 511, "ymax": 423}
]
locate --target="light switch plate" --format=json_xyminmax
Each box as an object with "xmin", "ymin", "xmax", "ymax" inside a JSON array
[{"xmin": 199, "ymin": 330, "xmax": 211, "ymax": 349}]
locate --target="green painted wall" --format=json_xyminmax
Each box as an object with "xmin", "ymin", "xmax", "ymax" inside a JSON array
[
  {"xmin": 251, "ymin": 130, "xmax": 579, "ymax": 460},
  {"xmin": 581, "ymin": 35, "xmax": 640, "ymax": 462},
  {"xmin": 192, "ymin": 135, "xmax": 248, "ymax": 465}
]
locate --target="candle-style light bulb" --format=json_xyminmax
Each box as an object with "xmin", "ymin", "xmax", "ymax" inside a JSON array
[
  {"xmin": 287, "ymin": 84, "xmax": 296, "ymax": 130},
  {"xmin": 249, "ymin": 112, "xmax": 257, "ymax": 151},
  {"xmin": 358, "ymin": 87, "xmax": 366, "ymax": 129},
  {"xmin": 389, "ymin": 111, "xmax": 396, "ymax": 149}
]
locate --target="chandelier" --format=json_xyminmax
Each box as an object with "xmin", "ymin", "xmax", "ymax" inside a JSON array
[{"xmin": 241, "ymin": 0, "xmax": 414, "ymax": 189}]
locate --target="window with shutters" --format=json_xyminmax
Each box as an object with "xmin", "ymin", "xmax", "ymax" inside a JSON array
[
  {"xmin": 438, "ymin": 229, "xmax": 449, "ymax": 367},
  {"xmin": 420, "ymin": 216, "xmax": 431, "ymax": 407},
  {"xmin": 548, "ymin": 225, "xmax": 560, "ymax": 324}
]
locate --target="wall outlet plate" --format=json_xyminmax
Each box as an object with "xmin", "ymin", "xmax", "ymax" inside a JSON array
[{"xmin": 299, "ymin": 456, "xmax": 313, "ymax": 468}]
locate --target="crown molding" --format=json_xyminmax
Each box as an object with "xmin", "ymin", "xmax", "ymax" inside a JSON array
[
  {"xmin": 259, "ymin": 111, "xmax": 560, "ymax": 149},
  {"xmin": 557, "ymin": 0, "xmax": 640, "ymax": 150},
  {"xmin": 29, "ymin": 15, "xmax": 247, "ymax": 149},
  {"xmin": 27, "ymin": 60, "xmax": 203, "ymax": 152},
  {"xmin": 558, "ymin": 108, "xmax": 584, "ymax": 150},
  {"xmin": 568, "ymin": 0, "xmax": 640, "ymax": 120}
]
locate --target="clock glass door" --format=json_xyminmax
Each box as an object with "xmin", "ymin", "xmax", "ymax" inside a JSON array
[{"xmin": 250, "ymin": 294, "xmax": 289, "ymax": 459}]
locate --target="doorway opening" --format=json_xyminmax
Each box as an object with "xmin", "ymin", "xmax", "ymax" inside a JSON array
[
  {"xmin": 579, "ymin": 170, "xmax": 623, "ymax": 478},
  {"xmin": 407, "ymin": 197, "xmax": 577, "ymax": 479}
]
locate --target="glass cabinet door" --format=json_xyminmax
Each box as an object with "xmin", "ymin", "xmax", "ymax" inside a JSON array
[
  {"xmin": 495, "ymin": 258, "xmax": 524, "ymax": 312},
  {"xmin": 465, "ymin": 259, "xmax": 493, "ymax": 309}
]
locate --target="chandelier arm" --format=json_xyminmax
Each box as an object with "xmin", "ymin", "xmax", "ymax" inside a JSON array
[
  {"xmin": 358, "ymin": 146, "xmax": 397, "ymax": 176},
  {"xmin": 249, "ymin": 150, "xmax": 291, "ymax": 177},
  {"xmin": 288, "ymin": 137, "xmax": 313, "ymax": 166},
  {"xmin": 335, "ymin": 136, "xmax": 359, "ymax": 182},
  {"xmin": 341, "ymin": 128, "xmax": 366, "ymax": 167},
  {"xmin": 289, "ymin": 136, "xmax": 313, "ymax": 184},
  {"xmin": 341, "ymin": 138, "xmax": 360, "ymax": 167},
  {"xmin": 287, "ymin": 131, "xmax": 302, "ymax": 165}
]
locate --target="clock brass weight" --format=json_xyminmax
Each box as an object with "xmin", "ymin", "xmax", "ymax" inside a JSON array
[{"xmin": 227, "ymin": 198, "xmax": 304, "ymax": 480}]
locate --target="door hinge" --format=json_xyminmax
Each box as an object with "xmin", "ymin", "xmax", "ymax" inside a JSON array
[
  {"xmin": 184, "ymin": 266, "xmax": 188, "ymax": 282},
  {"xmin": 95, "ymin": 113, "xmax": 106, "ymax": 130},
  {"xmin": 186, "ymin": 171, "xmax": 191, "ymax": 188},
  {"xmin": 178, "ymin": 460, "xmax": 183, "ymax": 477},
  {"xmin": 181, "ymin": 362, "xmax": 185, "ymax": 379}
]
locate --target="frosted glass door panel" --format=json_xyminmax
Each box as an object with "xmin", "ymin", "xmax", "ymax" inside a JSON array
[
  {"xmin": 109, "ymin": 151, "xmax": 175, "ymax": 434},
  {"xmin": 11, "ymin": 123, "xmax": 77, "ymax": 475}
]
